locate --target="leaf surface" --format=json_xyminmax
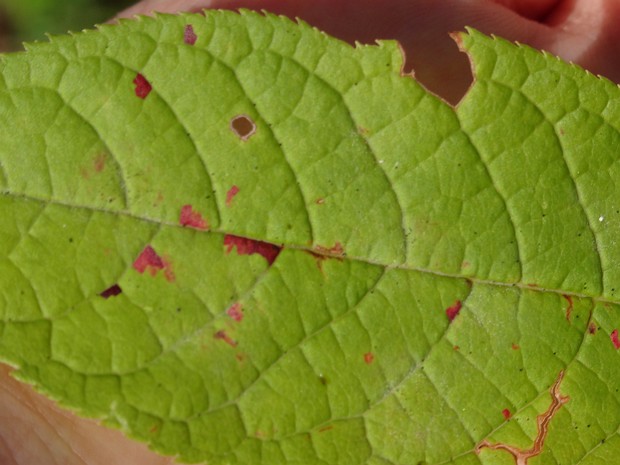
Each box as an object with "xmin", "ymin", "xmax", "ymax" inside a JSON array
[{"xmin": 1, "ymin": 10, "xmax": 620, "ymax": 465}]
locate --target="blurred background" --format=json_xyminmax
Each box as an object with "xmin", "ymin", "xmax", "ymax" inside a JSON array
[{"xmin": 0, "ymin": 0, "xmax": 136, "ymax": 51}]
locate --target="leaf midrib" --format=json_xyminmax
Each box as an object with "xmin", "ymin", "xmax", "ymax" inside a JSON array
[{"xmin": 1, "ymin": 189, "xmax": 611, "ymax": 306}]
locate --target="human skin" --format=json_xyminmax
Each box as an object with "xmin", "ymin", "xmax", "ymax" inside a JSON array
[{"xmin": 2, "ymin": 0, "xmax": 620, "ymax": 463}]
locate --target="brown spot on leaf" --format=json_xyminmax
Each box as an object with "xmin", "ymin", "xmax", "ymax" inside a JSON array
[
  {"xmin": 133, "ymin": 73, "xmax": 152, "ymax": 99},
  {"xmin": 231, "ymin": 114, "xmax": 256, "ymax": 141},
  {"xmin": 511, "ymin": 343, "xmax": 520, "ymax": 350},
  {"xmin": 94, "ymin": 153, "xmax": 106, "ymax": 173},
  {"xmin": 315, "ymin": 198, "xmax": 325, "ymax": 205},
  {"xmin": 588, "ymin": 323, "xmax": 598, "ymax": 335},
  {"xmin": 184, "ymin": 24, "xmax": 197, "ymax": 45},
  {"xmin": 562, "ymin": 295, "xmax": 573, "ymax": 321},
  {"xmin": 314, "ymin": 242, "xmax": 345, "ymax": 258},
  {"xmin": 224, "ymin": 234, "xmax": 281, "ymax": 266},
  {"xmin": 214, "ymin": 330, "xmax": 237, "ymax": 347},
  {"xmin": 226, "ymin": 185, "xmax": 240, "ymax": 207},
  {"xmin": 179, "ymin": 204, "xmax": 209, "ymax": 230},
  {"xmin": 364, "ymin": 352, "xmax": 374, "ymax": 365},
  {"xmin": 446, "ymin": 300, "xmax": 462, "ymax": 322},
  {"xmin": 611, "ymin": 329, "xmax": 620, "ymax": 349},
  {"xmin": 227, "ymin": 302, "xmax": 243, "ymax": 322},
  {"xmin": 161, "ymin": 257, "xmax": 176, "ymax": 283},
  {"xmin": 100, "ymin": 284, "xmax": 122, "ymax": 299},
  {"xmin": 476, "ymin": 370, "xmax": 569, "ymax": 464},
  {"xmin": 318, "ymin": 425, "xmax": 334, "ymax": 433}
]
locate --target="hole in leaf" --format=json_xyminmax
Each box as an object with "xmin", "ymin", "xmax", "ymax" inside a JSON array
[{"xmin": 230, "ymin": 115, "xmax": 256, "ymax": 141}]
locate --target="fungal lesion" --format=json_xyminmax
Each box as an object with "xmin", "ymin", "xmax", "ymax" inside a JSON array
[
  {"xmin": 230, "ymin": 114, "xmax": 257, "ymax": 141},
  {"xmin": 476, "ymin": 370, "xmax": 569, "ymax": 465}
]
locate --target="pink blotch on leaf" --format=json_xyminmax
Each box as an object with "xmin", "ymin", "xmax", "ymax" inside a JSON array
[
  {"xmin": 224, "ymin": 234, "xmax": 282, "ymax": 266},
  {"xmin": 227, "ymin": 302, "xmax": 243, "ymax": 322},
  {"xmin": 214, "ymin": 330, "xmax": 237, "ymax": 347},
  {"xmin": 446, "ymin": 300, "xmax": 462, "ymax": 322},
  {"xmin": 611, "ymin": 329, "xmax": 620, "ymax": 349},
  {"xmin": 133, "ymin": 73, "xmax": 152, "ymax": 99},
  {"xmin": 180, "ymin": 204, "xmax": 209, "ymax": 230},
  {"xmin": 226, "ymin": 185, "xmax": 240, "ymax": 207},
  {"xmin": 502, "ymin": 409, "xmax": 511, "ymax": 420},
  {"xmin": 184, "ymin": 24, "xmax": 197, "ymax": 45},
  {"xmin": 364, "ymin": 352, "xmax": 374, "ymax": 365},
  {"xmin": 100, "ymin": 284, "xmax": 122, "ymax": 299}
]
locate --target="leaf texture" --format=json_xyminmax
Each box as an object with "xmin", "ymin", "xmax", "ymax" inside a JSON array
[{"xmin": 1, "ymin": 10, "xmax": 620, "ymax": 465}]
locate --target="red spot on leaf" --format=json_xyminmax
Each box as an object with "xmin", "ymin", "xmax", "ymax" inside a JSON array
[
  {"xmin": 214, "ymin": 330, "xmax": 237, "ymax": 347},
  {"xmin": 100, "ymin": 284, "xmax": 122, "ymax": 299},
  {"xmin": 611, "ymin": 329, "xmax": 620, "ymax": 349},
  {"xmin": 364, "ymin": 352, "xmax": 374, "ymax": 365},
  {"xmin": 224, "ymin": 234, "xmax": 281, "ymax": 266},
  {"xmin": 227, "ymin": 302, "xmax": 243, "ymax": 322},
  {"xmin": 133, "ymin": 246, "xmax": 175, "ymax": 282},
  {"xmin": 133, "ymin": 73, "xmax": 152, "ymax": 99},
  {"xmin": 184, "ymin": 24, "xmax": 197, "ymax": 45},
  {"xmin": 562, "ymin": 294, "xmax": 573, "ymax": 321},
  {"xmin": 180, "ymin": 204, "xmax": 209, "ymax": 230},
  {"xmin": 226, "ymin": 185, "xmax": 240, "ymax": 207},
  {"xmin": 588, "ymin": 323, "xmax": 598, "ymax": 334},
  {"xmin": 133, "ymin": 245, "xmax": 164, "ymax": 274},
  {"xmin": 502, "ymin": 409, "xmax": 512, "ymax": 420},
  {"xmin": 446, "ymin": 300, "xmax": 462, "ymax": 322}
]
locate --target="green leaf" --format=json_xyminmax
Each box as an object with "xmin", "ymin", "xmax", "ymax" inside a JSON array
[{"xmin": 1, "ymin": 9, "xmax": 620, "ymax": 465}]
